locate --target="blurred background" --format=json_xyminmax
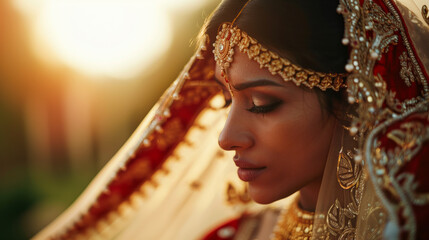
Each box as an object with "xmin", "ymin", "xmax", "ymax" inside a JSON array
[{"xmin": 0, "ymin": 0, "xmax": 218, "ymax": 239}]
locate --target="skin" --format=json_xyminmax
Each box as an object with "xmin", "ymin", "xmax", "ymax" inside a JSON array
[{"xmin": 216, "ymin": 48, "xmax": 337, "ymax": 211}]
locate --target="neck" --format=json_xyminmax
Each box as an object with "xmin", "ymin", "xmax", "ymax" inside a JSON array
[{"xmin": 298, "ymin": 178, "xmax": 322, "ymax": 212}]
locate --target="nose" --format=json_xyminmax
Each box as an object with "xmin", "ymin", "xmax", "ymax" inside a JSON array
[{"xmin": 218, "ymin": 107, "xmax": 253, "ymax": 151}]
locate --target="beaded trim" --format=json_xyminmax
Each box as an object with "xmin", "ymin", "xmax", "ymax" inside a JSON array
[{"xmin": 213, "ymin": 23, "xmax": 347, "ymax": 91}]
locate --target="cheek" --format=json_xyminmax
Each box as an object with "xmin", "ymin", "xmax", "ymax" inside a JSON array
[{"xmin": 256, "ymin": 103, "xmax": 334, "ymax": 171}]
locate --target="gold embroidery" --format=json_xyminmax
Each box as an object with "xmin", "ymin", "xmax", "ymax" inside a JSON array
[
  {"xmin": 366, "ymin": 103, "xmax": 429, "ymax": 239},
  {"xmin": 213, "ymin": 23, "xmax": 347, "ymax": 91},
  {"xmin": 385, "ymin": 90, "xmax": 423, "ymax": 113},
  {"xmin": 357, "ymin": 203, "xmax": 387, "ymax": 240},
  {"xmin": 225, "ymin": 182, "xmax": 252, "ymax": 205},
  {"xmin": 386, "ymin": 1, "xmax": 429, "ymax": 94},
  {"xmin": 339, "ymin": 0, "xmax": 429, "ymax": 236},
  {"xmin": 422, "ymin": 5, "xmax": 429, "ymax": 25},
  {"xmin": 399, "ymin": 51, "xmax": 417, "ymax": 87},
  {"xmin": 387, "ymin": 122, "xmax": 429, "ymax": 152},
  {"xmin": 333, "ymin": 1, "xmax": 408, "ymax": 239},
  {"xmin": 337, "ymin": 148, "xmax": 361, "ymax": 189},
  {"xmin": 326, "ymin": 186, "xmax": 360, "ymax": 239}
]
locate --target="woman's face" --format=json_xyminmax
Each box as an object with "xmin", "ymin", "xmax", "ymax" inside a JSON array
[{"xmin": 216, "ymin": 49, "xmax": 336, "ymax": 204}]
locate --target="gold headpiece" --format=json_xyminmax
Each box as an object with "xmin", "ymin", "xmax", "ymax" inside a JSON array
[{"xmin": 213, "ymin": 23, "xmax": 347, "ymax": 91}]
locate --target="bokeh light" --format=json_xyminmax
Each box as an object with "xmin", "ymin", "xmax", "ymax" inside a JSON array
[
  {"xmin": 1, "ymin": 0, "xmax": 219, "ymax": 238},
  {"xmin": 19, "ymin": 0, "xmax": 172, "ymax": 80},
  {"xmin": 157, "ymin": 0, "xmax": 208, "ymax": 10}
]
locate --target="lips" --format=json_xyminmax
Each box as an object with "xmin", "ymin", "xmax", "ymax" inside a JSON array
[{"xmin": 234, "ymin": 156, "xmax": 266, "ymax": 182}]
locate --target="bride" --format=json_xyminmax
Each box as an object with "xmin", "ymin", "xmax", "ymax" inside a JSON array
[{"xmin": 35, "ymin": 0, "xmax": 429, "ymax": 239}]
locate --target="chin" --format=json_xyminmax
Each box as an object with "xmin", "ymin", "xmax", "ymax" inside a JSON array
[
  {"xmin": 252, "ymin": 196, "xmax": 276, "ymax": 204},
  {"xmin": 249, "ymin": 185, "xmax": 296, "ymax": 204},
  {"xmin": 249, "ymin": 186, "xmax": 281, "ymax": 204}
]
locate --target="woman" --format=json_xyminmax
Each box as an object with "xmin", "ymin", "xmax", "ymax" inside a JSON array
[
  {"xmin": 34, "ymin": 0, "xmax": 429, "ymax": 239},
  {"xmin": 211, "ymin": 0, "xmax": 347, "ymax": 207},
  {"xmin": 203, "ymin": 0, "xmax": 352, "ymax": 238}
]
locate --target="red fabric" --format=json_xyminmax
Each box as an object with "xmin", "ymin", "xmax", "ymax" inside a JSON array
[
  {"xmin": 54, "ymin": 49, "xmax": 220, "ymax": 239},
  {"xmin": 368, "ymin": 1, "xmax": 429, "ymax": 239},
  {"xmin": 201, "ymin": 216, "xmax": 244, "ymax": 240},
  {"xmin": 375, "ymin": 113, "xmax": 429, "ymax": 239}
]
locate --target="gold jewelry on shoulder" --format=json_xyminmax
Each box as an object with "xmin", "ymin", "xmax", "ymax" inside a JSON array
[
  {"xmin": 213, "ymin": 23, "xmax": 347, "ymax": 91},
  {"xmin": 271, "ymin": 197, "xmax": 315, "ymax": 240}
]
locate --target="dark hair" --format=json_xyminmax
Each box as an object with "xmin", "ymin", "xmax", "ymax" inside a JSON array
[{"xmin": 201, "ymin": 0, "xmax": 349, "ymax": 118}]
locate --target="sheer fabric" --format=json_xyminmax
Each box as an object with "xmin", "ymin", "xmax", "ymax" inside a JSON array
[{"xmin": 34, "ymin": 0, "xmax": 429, "ymax": 239}]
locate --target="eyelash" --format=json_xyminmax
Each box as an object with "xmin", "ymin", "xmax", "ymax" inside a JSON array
[
  {"xmin": 223, "ymin": 99, "xmax": 232, "ymax": 108},
  {"xmin": 247, "ymin": 101, "xmax": 281, "ymax": 114},
  {"xmin": 220, "ymin": 87, "xmax": 281, "ymax": 114}
]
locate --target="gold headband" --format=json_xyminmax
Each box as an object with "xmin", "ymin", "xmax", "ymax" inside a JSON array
[{"xmin": 213, "ymin": 23, "xmax": 347, "ymax": 91}]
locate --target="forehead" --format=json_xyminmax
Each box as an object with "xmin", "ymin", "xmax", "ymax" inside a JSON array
[{"xmin": 214, "ymin": 47, "xmax": 285, "ymax": 85}]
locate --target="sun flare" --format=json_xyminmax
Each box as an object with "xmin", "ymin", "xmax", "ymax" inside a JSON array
[{"xmin": 17, "ymin": 0, "xmax": 173, "ymax": 80}]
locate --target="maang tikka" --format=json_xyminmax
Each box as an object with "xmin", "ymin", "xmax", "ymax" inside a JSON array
[
  {"xmin": 212, "ymin": 0, "xmax": 252, "ymax": 93},
  {"xmin": 212, "ymin": 0, "xmax": 347, "ymax": 92}
]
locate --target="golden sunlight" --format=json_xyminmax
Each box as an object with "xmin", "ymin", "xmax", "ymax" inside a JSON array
[
  {"xmin": 14, "ymin": 0, "xmax": 172, "ymax": 80},
  {"xmin": 157, "ymin": 0, "xmax": 208, "ymax": 11}
]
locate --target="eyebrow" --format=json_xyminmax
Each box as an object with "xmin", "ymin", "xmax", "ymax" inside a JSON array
[
  {"xmin": 235, "ymin": 79, "xmax": 284, "ymax": 91},
  {"xmin": 214, "ymin": 76, "xmax": 283, "ymax": 91}
]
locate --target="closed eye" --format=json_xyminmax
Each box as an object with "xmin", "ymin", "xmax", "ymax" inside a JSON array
[{"xmin": 247, "ymin": 101, "xmax": 282, "ymax": 114}]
